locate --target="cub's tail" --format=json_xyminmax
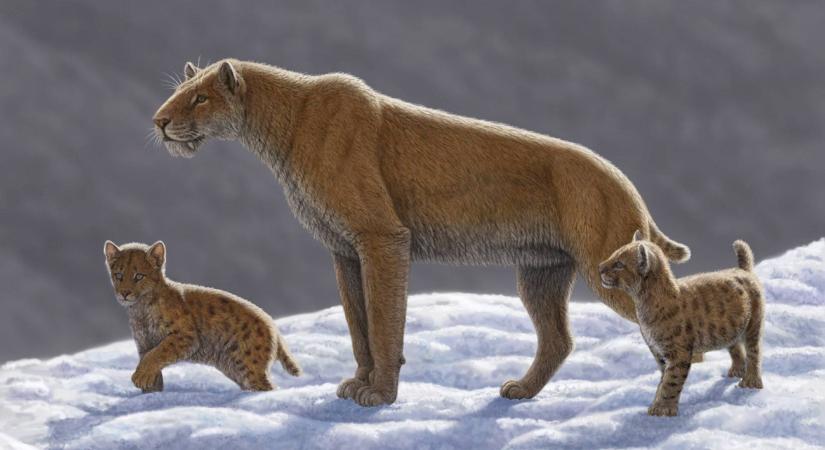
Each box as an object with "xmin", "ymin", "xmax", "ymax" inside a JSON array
[
  {"xmin": 733, "ymin": 240, "xmax": 754, "ymax": 271},
  {"xmin": 648, "ymin": 220, "xmax": 691, "ymax": 263},
  {"xmin": 276, "ymin": 337, "xmax": 302, "ymax": 377}
]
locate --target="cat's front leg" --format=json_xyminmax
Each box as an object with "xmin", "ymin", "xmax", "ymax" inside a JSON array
[
  {"xmin": 649, "ymin": 358, "xmax": 691, "ymax": 417},
  {"xmin": 133, "ymin": 332, "xmax": 195, "ymax": 391},
  {"xmin": 135, "ymin": 347, "xmax": 164, "ymax": 392},
  {"xmin": 132, "ymin": 357, "xmax": 163, "ymax": 392}
]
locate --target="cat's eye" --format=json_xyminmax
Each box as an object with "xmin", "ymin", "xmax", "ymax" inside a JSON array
[
  {"xmin": 114, "ymin": 273, "xmax": 123, "ymax": 281},
  {"xmin": 134, "ymin": 273, "xmax": 145, "ymax": 282},
  {"xmin": 194, "ymin": 94, "xmax": 208, "ymax": 105},
  {"xmin": 613, "ymin": 261, "xmax": 625, "ymax": 270}
]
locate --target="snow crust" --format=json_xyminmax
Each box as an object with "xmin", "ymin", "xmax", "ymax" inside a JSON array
[{"xmin": 2, "ymin": 240, "xmax": 824, "ymax": 449}]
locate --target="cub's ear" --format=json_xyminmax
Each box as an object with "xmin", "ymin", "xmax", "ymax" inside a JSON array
[
  {"xmin": 147, "ymin": 241, "xmax": 166, "ymax": 269},
  {"xmin": 104, "ymin": 241, "xmax": 120, "ymax": 260},
  {"xmin": 633, "ymin": 229, "xmax": 644, "ymax": 242},
  {"xmin": 637, "ymin": 243, "xmax": 649, "ymax": 275},
  {"xmin": 184, "ymin": 61, "xmax": 199, "ymax": 80},
  {"xmin": 218, "ymin": 60, "xmax": 240, "ymax": 94}
]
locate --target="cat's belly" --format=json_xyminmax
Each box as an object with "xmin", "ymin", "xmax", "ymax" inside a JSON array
[
  {"xmin": 287, "ymin": 195, "xmax": 569, "ymax": 266},
  {"xmin": 407, "ymin": 223, "xmax": 569, "ymax": 266}
]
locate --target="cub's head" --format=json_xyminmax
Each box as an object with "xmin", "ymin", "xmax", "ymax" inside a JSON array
[
  {"xmin": 104, "ymin": 241, "xmax": 167, "ymax": 307},
  {"xmin": 598, "ymin": 230, "xmax": 665, "ymax": 294},
  {"xmin": 152, "ymin": 59, "xmax": 246, "ymax": 158}
]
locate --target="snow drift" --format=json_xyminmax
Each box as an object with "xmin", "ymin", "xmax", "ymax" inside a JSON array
[{"xmin": 1, "ymin": 240, "xmax": 824, "ymax": 449}]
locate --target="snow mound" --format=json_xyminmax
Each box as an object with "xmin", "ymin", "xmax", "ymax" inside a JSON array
[{"xmin": 2, "ymin": 240, "xmax": 825, "ymax": 449}]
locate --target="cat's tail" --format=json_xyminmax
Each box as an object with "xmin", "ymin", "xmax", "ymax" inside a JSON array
[
  {"xmin": 274, "ymin": 336, "xmax": 302, "ymax": 377},
  {"xmin": 733, "ymin": 240, "xmax": 754, "ymax": 271}
]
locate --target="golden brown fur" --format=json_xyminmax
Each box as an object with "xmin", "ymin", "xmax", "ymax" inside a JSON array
[
  {"xmin": 599, "ymin": 232, "xmax": 764, "ymax": 416},
  {"xmin": 104, "ymin": 240, "xmax": 300, "ymax": 392},
  {"xmin": 153, "ymin": 59, "xmax": 689, "ymax": 406}
]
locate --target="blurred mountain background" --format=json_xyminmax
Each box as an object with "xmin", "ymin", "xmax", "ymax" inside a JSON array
[{"xmin": 1, "ymin": 0, "xmax": 823, "ymax": 362}]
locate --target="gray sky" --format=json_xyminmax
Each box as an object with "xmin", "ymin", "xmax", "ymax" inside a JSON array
[{"xmin": 1, "ymin": 0, "xmax": 823, "ymax": 362}]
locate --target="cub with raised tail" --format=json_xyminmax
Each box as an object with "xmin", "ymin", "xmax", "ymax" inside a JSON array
[
  {"xmin": 599, "ymin": 232, "xmax": 764, "ymax": 417},
  {"xmin": 104, "ymin": 240, "xmax": 301, "ymax": 392}
]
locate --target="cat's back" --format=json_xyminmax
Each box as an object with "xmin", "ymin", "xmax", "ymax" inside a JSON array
[{"xmin": 176, "ymin": 281, "xmax": 277, "ymax": 338}]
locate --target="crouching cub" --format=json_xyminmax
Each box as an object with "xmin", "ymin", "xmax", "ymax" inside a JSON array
[
  {"xmin": 599, "ymin": 232, "xmax": 764, "ymax": 417},
  {"xmin": 104, "ymin": 240, "xmax": 301, "ymax": 392}
]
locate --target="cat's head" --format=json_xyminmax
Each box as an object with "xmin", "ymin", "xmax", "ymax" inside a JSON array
[
  {"xmin": 598, "ymin": 230, "xmax": 666, "ymax": 295},
  {"xmin": 152, "ymin": 59, "xmax": 246, "ymax": 158},
  {"xmin": 103, "ymin": 241, "xmax": 167, "ymax": 307}
]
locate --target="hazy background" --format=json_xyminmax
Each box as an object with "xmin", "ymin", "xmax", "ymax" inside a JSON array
[{"xmin": 1, "ymin": 1, "xmax": 823, "ymax": 362}]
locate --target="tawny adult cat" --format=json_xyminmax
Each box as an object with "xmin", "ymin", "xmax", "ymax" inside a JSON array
[{"xmin": 153, "ymin": 59, "xmax": 690, "ymax": 406}]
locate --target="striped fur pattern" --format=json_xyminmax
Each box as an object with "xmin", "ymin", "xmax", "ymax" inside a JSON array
[
  {"xmin": 599, "ymin": 232, "xmax": 764, "ymax": 416},
  {"xmin": 104, "ymin": 241, "xmax": 300, "ymax": 393}
]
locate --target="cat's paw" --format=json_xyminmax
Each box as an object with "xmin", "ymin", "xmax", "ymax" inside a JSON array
[
  {"xmin": 648, "ymin": 403, "xmax": 678, "ymax": 417},
  {"xmin": 336, "ymin": 377, "xmax": 369, "ymax": 399},
  {"xmin": 738, "ymin": 376, "xmax": 763, "ymax": 389},
  {"xmin": 354, "ymin": 385, "xmax": 396, "ymax": 407},
  {"xmin": 727, "ymin": 365, "xmax": 746, "ymax": 378},
  {"xmin": 500, "ymin": 379, "xmax": 538, "ymax": 400},
  {"xmin": 132, "ymin": 366, "xmax": 161, "ymax": 392}
]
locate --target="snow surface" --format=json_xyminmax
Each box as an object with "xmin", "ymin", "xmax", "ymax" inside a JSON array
[{"xmin": 2, "ymin": 240, "xmax": 825, "ymax": 449}]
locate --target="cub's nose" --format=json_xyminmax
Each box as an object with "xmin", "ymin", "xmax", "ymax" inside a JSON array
[
  {"xmin": 121, "ymin": 290, "xmax": 132, "ymax": 299},
  {"xmin": 154, "ymin": 116, "xmax": 170, "ymax": 129},
  {"xmin": 598, "ymin": 263, "xmax": 607, "ymax": 274}
]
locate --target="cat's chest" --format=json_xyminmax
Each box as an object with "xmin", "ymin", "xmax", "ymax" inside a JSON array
[
  {"xmin": 128, "ymin": 310, "xmax": 165, "ymax": 351},
  {"xmin": 639, "ymin": 323, "xmax": 659, "ymax": 348},
  {"xmin": 278, "ymin": 169, "xmax": 356, "ymax": 255}
]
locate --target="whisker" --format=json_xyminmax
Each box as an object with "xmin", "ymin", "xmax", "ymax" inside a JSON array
[{"xmin": 162, "ymin": 72, "xmax": 182, "ymax": 90}]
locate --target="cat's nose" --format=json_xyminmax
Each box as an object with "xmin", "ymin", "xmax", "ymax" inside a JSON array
[
  {"xmin": 154, "ymin": 116, "xmax": 170, "ymax": 129},
  {"xmin": 121, "ymin": 290, "xmax": 132, "ymax": 299}
]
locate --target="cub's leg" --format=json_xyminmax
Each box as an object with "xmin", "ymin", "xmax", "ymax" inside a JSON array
[
  {"xmin": 145, "ymin": 372, "xmax": 164, "ymax": 393},
  {"xmin": 332, "ymin": 253, "xmax": 374, "ymax": 400},
  {"xmin": 739, "ymin": 301, "xmax": 764, "ymax": 389},
  {"xmin": 137, "ymin": 349, "xmax": 164, "ymax": 392},
  {"xmin": 649, "ymin": 357, "xmax": 691, "ymax": 417},
  {"xmin": 353, "ymin": 231, "xmax": 411, "ymax": 407},
  {"xmin": 651, "ymin": 351, "xmax": 666, "ymax": 380},
  {"xmin": 222, "ymin": 355, "xmax": 275, "ymax": 391},
  {"xmin": 501, "ymin": 260, "xmax": 576, "ymax": 400},
  {"xmin": 133, "ymin": 334, "xmax": 195, "ymax": 392},
  {"xmin": 242, "ymin": 369, "xmax": 275, "ymax": 391},
  {"xmin": 727, "ymin": 342, "xmax": 746, "ymax": 378}
]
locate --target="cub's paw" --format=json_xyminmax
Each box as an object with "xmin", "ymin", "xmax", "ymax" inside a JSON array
[
  {"xmin": 132, "ymin": 367, "xmax": 161, "ymax": 392},
  {"xmin": 738, "ymin": 376, "xmax": 764, "ymax": 389},
  {"xmin": 141, "ymin": 373, "xmax": 164, "ymax": 393},
  {"xmin": 500, "ymin": 379, "xmax": 537, "ymax": 400},
  {"xmin": 336, "ymin": 378, "xmax": 369, "ymax": 400},
  {"xmin": 354, "ymin": 385, "xmax": 396, "ymax": 407},
  {"xmin": 648, "ymin": 403, "xmax": 678, "ymax": 417},
  {"xmin": 727, "ymin": 365, "xmax": 746, "ymax": 378}
]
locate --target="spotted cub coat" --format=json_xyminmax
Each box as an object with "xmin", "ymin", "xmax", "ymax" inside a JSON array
[
  {"xmin": 599, "ymin": 232, "xmax": 764, "ymax": 416},
  {"xmin": 104, "ymin": 241, "xmax": 301, "ymax": 392}
]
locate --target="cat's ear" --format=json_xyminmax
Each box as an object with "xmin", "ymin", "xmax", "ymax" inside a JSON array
[
  {"xmin": 637, "ymin": 243, "xmax": 650, "ymax": 276},
  {"xmin": 104, "ymin": 241, "xmax": 120, "ymax": 261},
  {"xmin": 184, "ymin": 61, "xmax": 199, "ymax": 80},
  {"xmin": 218, "ymin": 60, "xmax": 240, "ymax": 94},
  {"xmin": 147, "ymin": 241, "xmax": 166, "ymax": 269},
  {"xmin": 633, "ymin": 229, "xmax": 644, "ymax": 242}
]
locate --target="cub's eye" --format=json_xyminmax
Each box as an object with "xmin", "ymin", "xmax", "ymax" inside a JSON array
[
  {"xmin": 613, "ymin": 261, "xmax": 625, "ymax": 270},
  {"xmin": 194, "ymin": 94, "xmax": 208, "ymax": 104},
  {"xmin": 134, "ymin": 273, "xmax": 145, "ymax": 282},
  {"xmin": 114, "ymin": 273, "xmax": 123, "ymax": 281}
]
